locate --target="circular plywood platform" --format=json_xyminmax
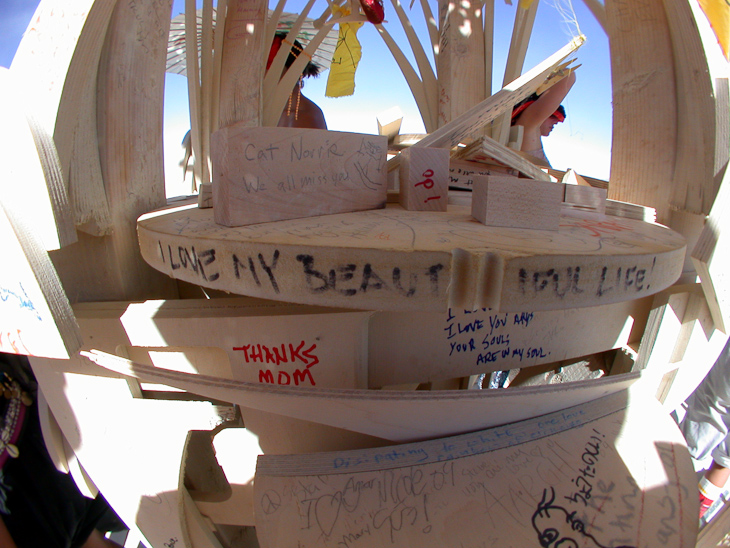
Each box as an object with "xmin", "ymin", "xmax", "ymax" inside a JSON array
[{"xmin": 138, "ymin": 201, "xmax": 686, "ymax": 312}]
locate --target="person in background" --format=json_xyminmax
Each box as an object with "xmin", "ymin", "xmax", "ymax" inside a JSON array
[
  {"xmin": 679, "ymin": 338, "xmax": 730, "ymax": 519},
  {"xmin": 511, "ymin": 69, "xmax": 576, "ymax": 167},
  {"xmin": 268, "ymin": 32, "xmax": 327, "ymax": 130},
  {"xmin": 0, "ymin": 352, "xmax": 125, "ymax": 548}
]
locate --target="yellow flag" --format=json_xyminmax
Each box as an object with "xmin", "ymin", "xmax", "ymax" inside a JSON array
[
  {"xmin": 699, "ymin": 0, "xmax": 729, "ymax": 60},
  {"xmin": 326, "ymin": 7, "xmax": 363, "ymax": 98}
]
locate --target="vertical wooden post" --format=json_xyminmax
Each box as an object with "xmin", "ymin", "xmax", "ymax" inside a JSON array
[
  {"xmin": 437, "ymin": 0, "xmax": 486, "ymax": 127},
  {"xmin": 217, "ymin": 0, "xmax": 267, "ymax": 129},
  {"xmin": 605, "ymin": 0, "xmax": 677, "ymax": 225}
]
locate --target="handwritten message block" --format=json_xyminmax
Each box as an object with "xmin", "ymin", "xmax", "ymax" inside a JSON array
[
  {"xmin": 254, "ymin": 391, "xmax": 696, "ymax": 548},
  {"xmin": 138, "ymin": 202, "xmax": 685, "ymax": 312},
  {"xmin": 211, "ymin": 126, "xmax": 388, "ymax": 226},
  {"xmin": 472, "ymin": 175, "xmax": 562, "ymax": 231},
  {"xmin": 368, "ymin": 299, "xmax": 648, "ymax": 387},
  {"xmin": 399, "ymin": 147, "xmax": 449, "ymax": 211}
]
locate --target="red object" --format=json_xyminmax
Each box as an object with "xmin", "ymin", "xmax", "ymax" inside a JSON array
[
  {"xmin": 359, "ymin": 0, "xmax": 385, "ymax": 24},
  {"xmin": 700, "ymin": 492, "xmax": 715, "ymax": 519}
]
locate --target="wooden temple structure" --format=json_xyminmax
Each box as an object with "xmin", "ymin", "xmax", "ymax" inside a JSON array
[{"xmin": 2, "ymin": 0, "xmax": 729, "ymax": 546}]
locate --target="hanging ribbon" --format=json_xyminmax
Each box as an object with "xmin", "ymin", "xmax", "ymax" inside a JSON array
[{"xmin": 325, "ymin": 6, "xmax": 364, "ymax": 97}]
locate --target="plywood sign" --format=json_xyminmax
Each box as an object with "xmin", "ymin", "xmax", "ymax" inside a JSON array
[
  {"xmin": 254, "ymin": 391, "xmax": 696, "ymax": 548},
  {"xmin": 212, "ymin": 125, "xmax": 388, "ymax": 226}
]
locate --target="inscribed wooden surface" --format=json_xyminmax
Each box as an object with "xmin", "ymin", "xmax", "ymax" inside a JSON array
[
  {"xmin": 83, "ymin": 349, "xmax": 644, "ymax": 442},
  {"xmin": 254, "ymin": 390, "xmax": 696, "ymax": 548},
  {"xmin": 0, "ymin": 199, "xmax": 81, "ymax": 359},
  {"xmin": 138, "ymin": 201, "xmax": 685, "ymax": 312},
  {"xmin": 76, "ymin": 295, "xmax": 645, "ymax": 389},
  {"xmin": 211, "ymin": 126, "xmax": 388, "ymax": 226},
  {"xmin": 368, "ymin": 298, "xmax": 649, "ymax": 387},
  {"xmin": 74, "ymin": 298, "xmax": 371, "ymax": 389}
]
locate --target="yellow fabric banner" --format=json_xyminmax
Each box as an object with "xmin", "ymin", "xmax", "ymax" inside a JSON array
[
  {"xmin": 325, "ymin": 7, "xmax": 364, "ymax": 98},
  {"xmin": 699, "ymin": 0, "xmax": 729, "ymax": 60}
]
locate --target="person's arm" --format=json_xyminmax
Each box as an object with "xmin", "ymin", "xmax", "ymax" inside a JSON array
[{"xmin": 514, "ymin": 70, "xmax": 576, "ymax": 129}]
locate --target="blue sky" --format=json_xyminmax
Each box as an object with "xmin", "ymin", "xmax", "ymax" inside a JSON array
[{"xmin": 2, "ymin": 0, "xmax": 612, "ymax": 193}]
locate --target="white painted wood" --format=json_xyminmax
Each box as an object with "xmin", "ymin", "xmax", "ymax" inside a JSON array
[
  {"xmin": 471, "ymin": 175, "xmax": 562, "ymax": 231},
  {"xmin": 211, "ymin": 126, "xmax": 388, "ymax": 226},
  {"xmin": 82, "ymin": 349, "xmax": 646, "ymax": 443},
  {"xmin": 138, "ymin": 200, "xmax": 686, "ymax": 312},
  {"xmin": 398, "ymin": 146, "xmax": 450, "ymax": 211},
  {"xmin": 254, "ymin": 390, "xmax": 697, "ymax": 548}
]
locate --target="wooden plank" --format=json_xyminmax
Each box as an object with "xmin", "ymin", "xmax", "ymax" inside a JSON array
[
  {"xmin": 10, "ymin": 0, "xmax": 116, "ymax": 238},
  {"xmin": 605, "ymin": 0, "xmax": 677, "ymax": 225},
  {"xmin": 492, "ymin": 0, "xmax": 540, "ymax": 145},
  {"xmin": 663, "ymin": 0, "xmax": 720, "ymax": 215},
  {"xmin": 0, "ymin": 197, "xmax": 81, "ymax": 359},
  {"xmin": 398, "ymin": 146, "xmax": 450, "ymax": 211},
  {"xmin": 82, "ymin": 348, "xmax": 644, "ymax": 442},
  {"xmin": 217, "ymin": 0, "xmax": 266, "ymax": 129},
  {"xmin": 436, "ymin": 0, "xmax": 486, "ymax": 126},
  {"xmin": 48, "ymin": 0, "xmax": 180, "ymax": 303},
  {"xmin": 253, "ymin": 391, "xmax": 697, "ymax": 548},
  {"xmin": 453, "ymin": 135, "xmax": 552, "ymax": 181},
  {"xmin": 414, "ymin": 36, "xmax": 583, "ymax": 150},
  {"xmin": 692, "ymin": 164, "xmax": 730, "ymax": 332},
  {"xmin": 0, "ymin": 68, "xmax": 76, "ymax": 251},
  {"xmin": 368, "ymin": 297, "xmax": 650, "ymax": 387},
  {"xmin": 212, "ymin": 126, "xmax": 388, "ymax": 226},
  {"xmin": 138, "ymin": 201, "xmax": 686, "ymax": 312},
  {"xmin": 471, "ymin": 175, "xmax": 562, "ymax": 231}
]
